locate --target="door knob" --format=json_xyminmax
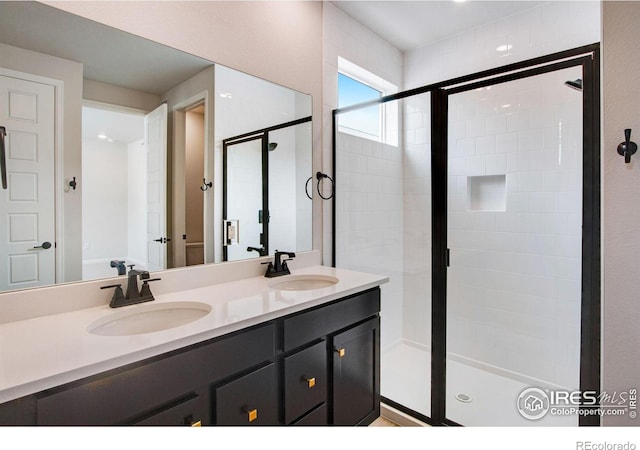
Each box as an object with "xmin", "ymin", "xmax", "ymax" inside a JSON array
[{"xmin": 33, "ymin": 241, "xmax": 52, "ymax": 250}]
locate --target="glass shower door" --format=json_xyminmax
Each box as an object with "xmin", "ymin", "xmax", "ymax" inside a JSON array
[{"xmin": 444, "ymin": 66, "xmax": 584, "ymax": 426}]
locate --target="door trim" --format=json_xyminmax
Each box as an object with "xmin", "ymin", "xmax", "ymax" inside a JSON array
[{"xmin": 171, "ymin": 91, "xmax": 210, "ymax": 267}]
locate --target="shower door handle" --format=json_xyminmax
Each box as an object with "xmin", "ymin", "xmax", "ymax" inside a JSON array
[{"xmin": 0, "ymin": 126, "xmax": 7, "ymax": 190}]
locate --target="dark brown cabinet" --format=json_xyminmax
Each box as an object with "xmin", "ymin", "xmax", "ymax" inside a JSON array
[{"xmin": 0, "ymin": 287, "xmax": 381, "ymax": 426}]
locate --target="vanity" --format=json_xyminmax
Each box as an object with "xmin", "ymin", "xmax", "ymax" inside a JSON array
[{"xmin": 0, "ymin": 264, "xmax": 387, "ymax": 426}]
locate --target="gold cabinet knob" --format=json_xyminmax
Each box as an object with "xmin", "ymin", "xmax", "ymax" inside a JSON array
[
  {"xmin": 191, "ymin": 420, "xmax": 202, "ymax": 427},
  {"xmin": 336, "ymin": 347, "xmax": 346, "ymax": 358},
  {"xmin": 306, "ymin": 377, "xmax": 316, "ymax": 388},
  {"xmin": 248, "ymin": 408, "xmax": 258, "ymax": 423}
]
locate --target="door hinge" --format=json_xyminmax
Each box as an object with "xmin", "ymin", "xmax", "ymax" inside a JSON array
[{"xmin": 445, "ymin": 248, "xmax": 450, "ymax": 267}]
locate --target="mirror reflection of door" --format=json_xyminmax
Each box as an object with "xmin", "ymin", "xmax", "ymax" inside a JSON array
[
  {"xmin": 145, "ymin": 103, "xmax": 168, "ymax": 272},
  {"xmin": 81, "ymin": 102, "xmax": 167, "ymax": 279},
  {"xmin": 0, "ymin": 71, "xmax": 56, "ymax": 291},
  {"xmin": 223, "ymin": 136, "xmax": 265, "ymax": 261}
]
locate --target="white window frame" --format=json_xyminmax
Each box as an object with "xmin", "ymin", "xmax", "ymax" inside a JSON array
[{"xmin": 337, "ymin": 57, "xmax": 398, "ymax": 146}]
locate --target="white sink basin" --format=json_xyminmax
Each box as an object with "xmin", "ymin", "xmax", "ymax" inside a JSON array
[
  {"xmin": 88, "ymin": 301, "xmax": 212, "ymax": 336},
  {"xmin": 269, "ymin": 274, "xmax": 339, "ymax": 291}
]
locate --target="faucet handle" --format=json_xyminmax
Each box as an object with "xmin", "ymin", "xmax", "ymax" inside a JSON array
[
  {"xmin": 101, "ymin": 284, "xmax": 125, "ymax": 306},
  {"xmin": 139, "ymin": 278, "xmax": 161, "ymax": 299}
]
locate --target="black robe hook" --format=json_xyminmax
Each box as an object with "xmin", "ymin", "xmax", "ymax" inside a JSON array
[{"xmin": 617, "ymin": 128, "xmax": 638, "ymax": 164}]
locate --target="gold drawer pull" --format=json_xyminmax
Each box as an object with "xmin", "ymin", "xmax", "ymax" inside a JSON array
[
  {"xmin": 306, "ymin": 377, "xmax": 316, "ymax": 388},
  {"xmin": 191, "ymin": 420, "xmax": 202, "ymax": 427},
  {"xmin": 336, "ymin": 348, "xmax": 346, "ymax": 358},
  {"xmin": 248, "ymin": 408, "xmax": 258, "ymax": 423}
]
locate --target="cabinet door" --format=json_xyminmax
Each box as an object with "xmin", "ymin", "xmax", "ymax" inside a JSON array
[
  {"xmin": 331, "ymin": 317, "xmax": 380, "ymax": 426},
  {"xmin": 283, "ymin": 340, "xmax": 327, "ymax": 424},
  {"xmin": 215, "ymin": 364, "xmax": 277, "ymax": 425}
]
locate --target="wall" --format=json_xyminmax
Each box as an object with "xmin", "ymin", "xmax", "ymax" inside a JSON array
[
  {"xmin": 45, "ymin": 0, "xmax": 324, "ymax": 256},
  {"xmin": 127, "ymin": 139, "xmax": 147, "ymax": 267},
  {"xmin": 81, "ymin": 138, "xmax": 129, "ymax": 261},
  {"xmin": 602, "ymin": 1, "xmax": 640, "ymax": 427},
  {"xmin": 83, "ymin": 79, "xmax": 160, "ymax": 112}
]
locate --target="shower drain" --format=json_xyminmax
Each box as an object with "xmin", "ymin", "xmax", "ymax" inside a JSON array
[{"xmin": 455, "ymin": 393, "xmax": 473, "ymax": 403}]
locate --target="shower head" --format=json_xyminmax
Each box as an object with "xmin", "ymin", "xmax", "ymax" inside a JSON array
[
  {"xmin": 268, "ymin": 142, "xmax": 278, "ymax": 151},
  {"xmin": 564, "ymin": 79, "xmax": 582, "ymax": 91}
]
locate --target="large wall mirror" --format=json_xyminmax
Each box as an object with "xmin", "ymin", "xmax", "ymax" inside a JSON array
[{"xmin": 0, "ymin": 1, "xmax": 312, "ymax": 294}]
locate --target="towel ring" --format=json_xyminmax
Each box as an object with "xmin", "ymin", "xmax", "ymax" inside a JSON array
[{"xmin": 316, "ymin": 171, "xmax": 334, "ymax": 200}]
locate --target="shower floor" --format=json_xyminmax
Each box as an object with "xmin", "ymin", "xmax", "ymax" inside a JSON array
[{"xmin": 381, "ymin": 340, "xmax": 577, "ymax": 426}]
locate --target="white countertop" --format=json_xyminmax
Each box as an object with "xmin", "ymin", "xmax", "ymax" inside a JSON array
[{"xmin": 0, "ymin": 265, "xmax": 387, "ymax": 404}]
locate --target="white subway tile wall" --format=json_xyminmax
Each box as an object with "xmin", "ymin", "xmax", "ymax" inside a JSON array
[{"xmin": 446, "ymin": 67, "xmax": 583, "ymax": 389}]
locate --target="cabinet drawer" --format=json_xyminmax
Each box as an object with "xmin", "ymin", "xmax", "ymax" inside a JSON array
[
  {"xmin": 292, "ymin": 403, "xmax": 327, "ymax": 426},
  {"xmin": 283, "ymin": 341, "xmax": 327, "ymax": 424},
  {"xmin": 37, "ymin": 323, "xmax": 275, "ymax": 425},
  {"xmin": 215, "ymin": 363, "xmax": 277, "ymax": 426},
  {"xmin": 135, "ymin": 393, "xmax": 206, "ymax": 426},
  {"xmin": 283, "ymin": 288, "xmax": 380, "ymax": 351}
]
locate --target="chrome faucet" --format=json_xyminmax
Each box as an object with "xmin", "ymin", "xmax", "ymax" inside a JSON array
[
  {"xmin": 100, "ymin": 265, "xmax": 161, "ymax": 308},
  {"xmin": 263, "ymin": 250, "xmax": 296, "ymax": 278}
]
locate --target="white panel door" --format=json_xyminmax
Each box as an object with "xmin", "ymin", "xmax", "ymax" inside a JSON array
[
  {"xmin": 145, "ymin": 103, "xmax": 168, "ymax": 272},
  {"xmin": 0, "ymin": 74, "xmax": 55, "ymax": 290}
]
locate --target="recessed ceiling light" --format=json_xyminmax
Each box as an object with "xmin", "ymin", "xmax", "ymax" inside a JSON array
[
  {"xmin": 219, "ymin": 92, "xmax": 233, "ymax": 99},
  {"xmin": 496, "ymin": 44, "xmax": 513, "ymax": 52},
  {"xmin": 97, "ymin": 134, "xmax": 107, "ymax": 139},
  {"xmin": 501, "ymin": 104, "xmax": 511, "ymax": 108},
  {"xmin": 107, "ymin": 138, "xmax": 114, "ymax": 143}
]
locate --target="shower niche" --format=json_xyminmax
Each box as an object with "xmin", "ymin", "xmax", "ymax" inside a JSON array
[{"xmin": 466, "ymin": 175, "xmax": 506, "ymax": 212}]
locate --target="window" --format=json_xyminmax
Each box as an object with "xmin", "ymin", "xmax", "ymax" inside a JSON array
[{"xmin": 337, "ymin": 57, "xmax": 397, "ymax": 146}]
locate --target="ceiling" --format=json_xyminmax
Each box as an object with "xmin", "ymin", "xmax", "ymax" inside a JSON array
[{"xmin": 331, "ymin": 1, "xmax": 547, "ymax": 52}]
